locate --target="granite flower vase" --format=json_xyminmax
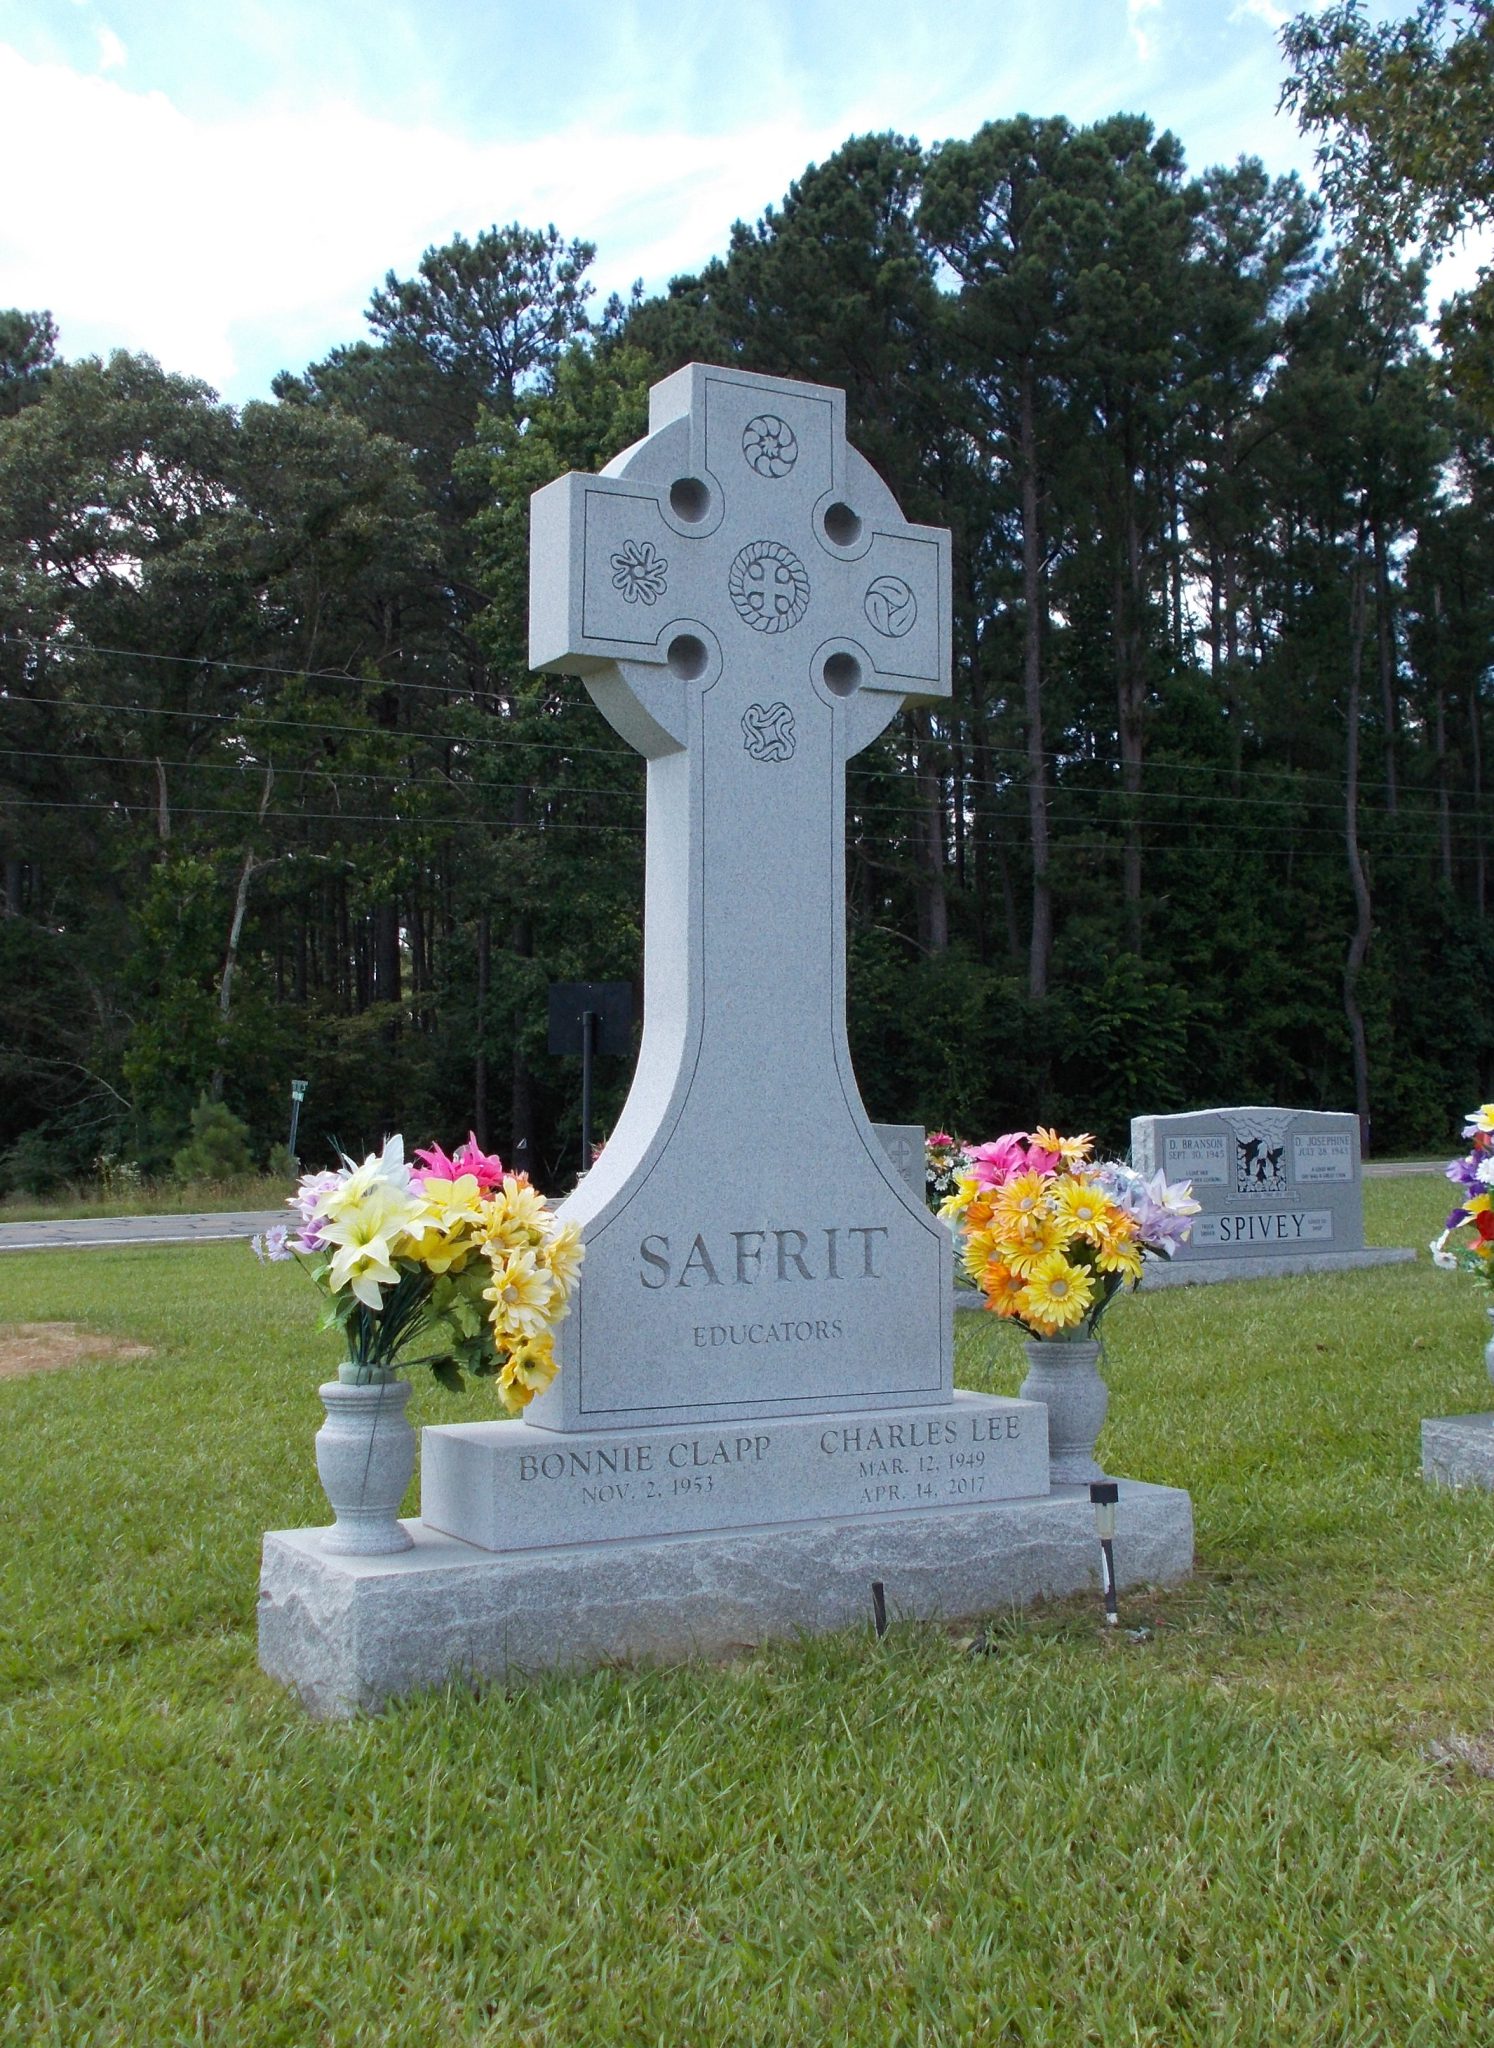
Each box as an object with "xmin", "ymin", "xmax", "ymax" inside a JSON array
[
  {"xmin": 315, "ymin": 1374, "xmax": 416, "ymax": 1555},
  {"xmin": 1019, "ymin": 1338, "xmax": 1108, "ymax": 1485}
]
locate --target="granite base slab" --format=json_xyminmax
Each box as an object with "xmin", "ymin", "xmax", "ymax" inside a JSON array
[
  {"xmin": 258, "ymin": 1480, "xmax": 1194, "ymax": 1719},
  {"xmin": 1422, "ymin": 1413, "xmax": 1494, "ymax": 1489},
  {"xmin": 951, "ymin": 1249, "xmax": 1415, "ymax": 1312},
  {"xmin": 1138, "ymin": 1248, "xmax": 1415, "ymax": 1288},
  {"xmin": 422, "ymin": 1390, "xmax": 1045, "ymax": 1551}
]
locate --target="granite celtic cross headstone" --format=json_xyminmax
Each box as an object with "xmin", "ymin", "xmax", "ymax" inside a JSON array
[
  {"xmin": 524, "ymin": 362, "xmax": 954, "ymax": 1431},
  {"xmin": 258, "ymin": 365, "xmax": 1194, "ymax": 1716}
]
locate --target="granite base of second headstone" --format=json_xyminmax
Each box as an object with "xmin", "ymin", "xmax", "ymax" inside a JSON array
[{"xmin": 1422, "ymin": 1413, "xmax": 1494, "ymax": 1490}]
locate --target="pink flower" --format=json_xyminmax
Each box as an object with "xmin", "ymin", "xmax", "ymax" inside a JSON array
[
  {"xmin": 966, "ymin": 1134, "xmax": 1031, "ymax": 1188},
  {"xmin": 415, "ymin": 1132, "xmax": 506, "ymax": 1191}
]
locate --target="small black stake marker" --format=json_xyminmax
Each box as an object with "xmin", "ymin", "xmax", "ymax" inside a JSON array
[
  {"xmin": 1090, "ymin": 1482, "xmax": 1120, "ymax": 1626},
  {"xmin": 871, "ymin": 1580, "xmax": 888, "ymax": 1639}
]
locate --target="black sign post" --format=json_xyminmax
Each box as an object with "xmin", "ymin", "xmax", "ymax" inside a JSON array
[{"xmin": 547, "ymin": 982, "xmax": 634, "ymax": 1172}]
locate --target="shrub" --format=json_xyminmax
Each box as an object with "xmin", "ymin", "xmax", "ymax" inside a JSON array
[{"xmin": 171, "ymin": 1095, "xmax": 256, "ymax": 1181}]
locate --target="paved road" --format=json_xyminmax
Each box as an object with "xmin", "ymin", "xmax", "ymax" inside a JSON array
[
  {"xmin": 0, "ymin": 1158, "xmax": 1446, "ymax": 1253},
  {"xmin": 0, "ymin": 1210, "xmax": 286, "ymax": 1253}
]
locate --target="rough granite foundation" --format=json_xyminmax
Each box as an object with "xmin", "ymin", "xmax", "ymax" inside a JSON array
[
  {"xmin": 1422, "ymin": 1414, "xmax": 1494, "ymax": 1490},
  {"xmin": 260, "ymin": 1480, "xmax": 1194, "ymax": 1719}
]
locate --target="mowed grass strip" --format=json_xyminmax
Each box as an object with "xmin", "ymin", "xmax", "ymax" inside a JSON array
[{"xmin": 2, "ymin": 1177, "xmax": 1492, "ymax": 2046}]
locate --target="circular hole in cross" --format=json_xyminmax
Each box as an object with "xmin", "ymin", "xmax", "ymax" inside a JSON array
[
  {"xmin": 669, "ymin": 477, "xmax": 711, "ymax": 523},
  {"xmin": 822, "ymin": 651, "xmax": 862, "ymax": 696},
  {"xmin": 667, "ymin": 633, "xmax": 709, "ymax": 681},
  {"xmin": 822, "ymin": 501, "xmax": 862, "ymax": 547}
]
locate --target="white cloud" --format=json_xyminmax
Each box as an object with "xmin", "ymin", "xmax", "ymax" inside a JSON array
[
  {"xmin": 1229, "ymin": 0, "xmax": 1289, "ymax": 28},
  {"xmin": 96, "ymin": 24, "xmax": 126, "ymax": 71},
  {"xmin": 1127, "ymin": 0, "xmax": 1164, "ymax": 62},
  {"xmin": 0, "ymin": 42, "xmax": 864, "ymax": 398}
]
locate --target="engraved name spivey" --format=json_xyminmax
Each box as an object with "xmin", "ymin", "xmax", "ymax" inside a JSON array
[{"xmin": 639, "ymin": 1225, "xmax": 890, "ymax": 1287}]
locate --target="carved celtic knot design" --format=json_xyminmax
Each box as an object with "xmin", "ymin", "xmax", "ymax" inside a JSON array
[
  {"xmin": 742, "ymin": 413, "xmax": 798, "ymax": 478},
  {"xmin": 728, "ymin": 540, "xmax": 810, "ymax": 634},
  {"xmin": 864, "ymin": 574, "xmax": 917, "ymax": 638},
  {"xmin": 610, "ymin": 538, "xmax": 669, "ymax": 606},
  {"xmin": 742, "ymin": 701, "xmax": 796, "ymax": 762}
]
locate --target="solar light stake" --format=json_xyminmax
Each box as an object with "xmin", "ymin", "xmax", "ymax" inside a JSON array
[
  {"xmin": 288, "ymin": 1077, "xmax": 308, "ymax": 1162},
  {"xmin": 871, "ymin": 1580, "xmax": 888, "ymax": 1639},
  {"xmin": 580, "ymin": 1010, "xmax": 596, "ymax": 1173},
  {"xmin": 1089, "ymin": 1481, "xmax": 1120, "ymax": 1626}
]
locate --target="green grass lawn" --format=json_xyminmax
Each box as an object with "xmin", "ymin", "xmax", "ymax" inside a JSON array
[
  {"xmin": 0, "ymin": 1174, "xmax": 293, "ymax": 1225},
  {"xmin": 3, "ymin": 1178, "xmax": 1491, "ymax": 2045}
]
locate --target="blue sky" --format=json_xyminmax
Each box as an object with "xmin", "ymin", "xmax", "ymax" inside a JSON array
[{"xmin": 1, "ymin": 0, "xmax": 1467, "ymax": 404}]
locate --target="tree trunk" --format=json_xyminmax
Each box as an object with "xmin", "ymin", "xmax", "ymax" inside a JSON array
[
  {"xmin": 508, "ymin": 787, "xmax": 536, "ymax": 1175},
  {"xmin": 1343, "ymin": 536, "xmax": 1374, "ymax": 1155},
  {"xmin": 474, "ymin": 910, "xmax": 490, "ymax": 1146},
  {"xmin": 1372, "ymin": 518, "xmax": 1398, "ymax": 815},
  {"xmin": 1019, "ymin": 361, "xmax": 1052, "ymax": 999},
  {"xmin": 1471, "ymin": 680, "xmax": 1487, "ymax": 919},
  {"xmin": 1116, "ymin": 501, "xmax": 1147, "ymax": 949},
  {"xmin": 1435, "ymin": 685, "xmax": 1453, "ymax": 892},
  {"xmin": 912, "ymin": 709, "xmax": 948, "ymax": 955}
]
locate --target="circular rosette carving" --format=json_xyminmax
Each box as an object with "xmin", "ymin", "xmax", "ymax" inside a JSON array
[
  {"xmin": 741, "ymin": 701, "xmax": 796, "ymax": 762},
  {"xmin": 610, "ymin": 538, "xmax": 669, "ymax": 606},
  {"xmin": 864, "ymin": 574, "xmax": 917, "ymax": 638},
  {"xmin": 741, "ymin": 413, "xmax": 799, "ymax": 478},
  {"xmin": 728, "ymin": 540, "xmax": 811, "ymax": 634}
]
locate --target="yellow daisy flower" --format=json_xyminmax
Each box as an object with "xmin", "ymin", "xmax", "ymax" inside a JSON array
[
  {"xmin": 1005, "ymin": 1211, "xmax": 1076, "ymax": 1276},
  {"xmin": 484, "ymin": 1247, "xmax": 560, "ymax": 1340},
  {"xmin": 992, "ymin": 1171, "xmax": 1050, "ymax": 1230},
  {"xmin": 1051, "ymin": 1176, "xmax": 1111, "ymax": 1242},
  {"xmin": 1032, "ymin": 1127, "xmax": 1094, "ymax": 1167},
  {"xmin": 482, "ymin": 1175, "xmax": 551, "ymax": 1253},
  {"xmin": 1018, "ymin": 1251, "xmax": 1094, "ymax": 1332},
  {"xmin": 1093, "ymin": 1214, "xmax": 1144, "ymax": 1282},
  {"xmin": 980, "ymin": 1260, "xmax": 1029, "ymax": 1318},
  {"xmin": 544, "ymin": 1219, "xmax": 584, "ymax": 1295},
  {"xmin": 961, "ymin": 1226, "xmax": 997, "ymax": 1284},
  {"xmin": 498, "ymin": 1333, "xmax": 558, "ymax": 1413}
]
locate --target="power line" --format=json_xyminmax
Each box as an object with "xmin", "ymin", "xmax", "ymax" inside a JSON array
[
  {"xmin": 2, "ymin": 736, "xmax": 1487, "ymax": 839},
  {"xmin": 0, "ymin": 799, "xmax": 644, "ymax": 835},
  {"xmin": 3, "ymin": 629, "xmax": 1460, "ymax": 807}
]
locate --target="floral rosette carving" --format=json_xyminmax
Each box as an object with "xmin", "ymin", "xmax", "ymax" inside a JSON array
[
  {"xmin": 742, "ymin": 413, "xmax": 798, "ymax": 478},
  {"xmin": 610, "ymin": 538, "xmax": 669, "ymax": 606}
]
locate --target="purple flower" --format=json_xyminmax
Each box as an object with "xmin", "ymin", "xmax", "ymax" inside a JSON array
[
  {"xmin": 287, "ymin": 1169, "xmax": 341, "ymax": 1252},
  {"xmin": 251, "ymin": 1225, "xmax": 293, "ymax": 1263}
]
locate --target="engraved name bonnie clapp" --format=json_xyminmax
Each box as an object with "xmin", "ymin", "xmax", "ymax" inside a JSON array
[{"xmin": 527, "ymin": 363, "xmax": 954, "ymax": 1432}]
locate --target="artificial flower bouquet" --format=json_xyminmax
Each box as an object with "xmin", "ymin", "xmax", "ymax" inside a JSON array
[
  {"xmin": 1430, "ymin": 1104, "xmax": 1494, "ymax": 1287},
  {"xmin": 254, "ymin": 1133, "xmax": 582, "ymax": 1413},
  {"xmin": 939, "ymin": 1126, "xmax": 1199, "ymax": 1339},
  {"xmin": 924, "ymin": 1131, "xmax": 968, "ymax": 1210}
]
